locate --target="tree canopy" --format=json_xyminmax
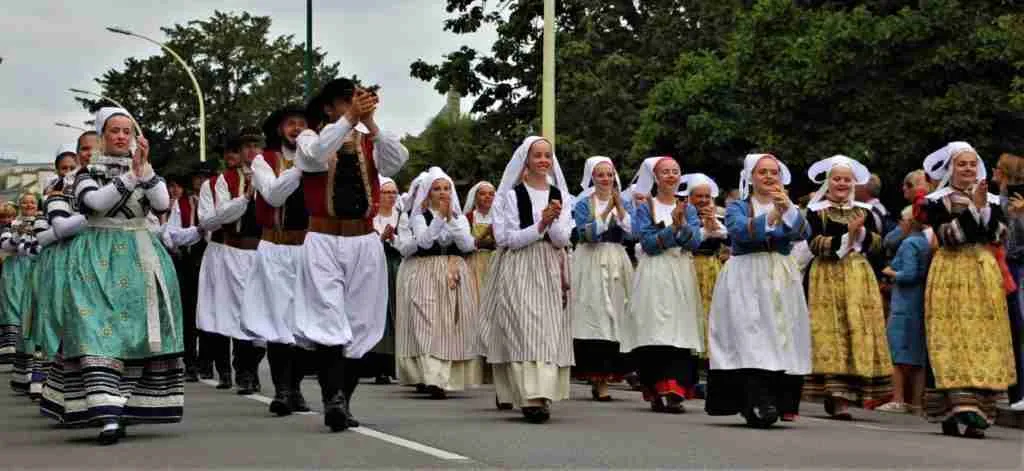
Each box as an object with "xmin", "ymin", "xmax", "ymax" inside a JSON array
[
  {"xmin": 79, "ymin": 11, "xmax": 340, "ymax": 174},
  {"xmin": 412, "ymin": 0, "xmax": 1024, "ymax": 203}
]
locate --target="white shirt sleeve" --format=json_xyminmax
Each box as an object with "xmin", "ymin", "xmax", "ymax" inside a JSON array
[
  {"xmin": 213, "ymin": 174, "xmax": 249, "ymax": 226},
  {"xmin": 836, "ymin": 227, "xmax": 867, "ymax": 259},
  {"xmin": 197, "ymin": 180, "xmax": 219, "ymax": 231},
  {"xmin": 450, "ymin": 214, "xmax": 476, "ymax": 253},
  {"xmin": 494, "ymin": 191, "xmax": 544, "ymax": 250},
  {"xmin": 372, "ymin": 131, "xmax": 410, "ymax": 178},
  {"xmin": 547, "ymin": 203, "xmax": 572, "ymax": 249},
  {"xmin": 295, "ymin": 117, "xmax": 355, "ymax": 172},
  {"xmin": 395, "ymin": 213, "xmax": 418, "ymax": 257},
  {"xmin": 252, "ymin": 156, "xmax": 302, "ymax": 208}
]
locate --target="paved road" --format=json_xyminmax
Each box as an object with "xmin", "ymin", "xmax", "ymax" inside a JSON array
[{"xmin": 1, "ymin": 364, "xmax": 1022, "ymax": 469}]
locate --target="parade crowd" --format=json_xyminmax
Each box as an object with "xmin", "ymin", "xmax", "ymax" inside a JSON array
[{"xmin": 0, "ymin": 77, "xmax": 1020, "ymax": 446}]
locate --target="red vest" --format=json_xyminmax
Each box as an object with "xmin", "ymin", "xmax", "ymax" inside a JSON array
[
  {"xmin": 210, "ymin": 167, "xmax": 249, "ymax": 236},
  {"xmin": 176, "ymin": 195, "xmax": 193, "ymax": 228},
  {"xmin": 255, "ymin": 149, "xmax": 284, "ymax": 228},
  {"xmin": 302, "ymin": 132, "xmax": 381, "ymax": 221}
]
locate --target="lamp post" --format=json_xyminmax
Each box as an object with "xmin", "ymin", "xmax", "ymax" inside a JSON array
[
  {"xmin": 305, "ymin": 0, "xmax": 313, "ymax": 101},
  {"xmin": 68, "ymin": 88, "xmax": 144, "ymax": 137},
  {"xmin": 106, "ymin": 26, "xmax": 206, "ymax": 162},
  {"xmin": 541, "ymin": 0, "xmax": 555, "ymax": 148},
  {"xmin": 55, "ymin": 121, "xmax": 88, "ymax": 132}
]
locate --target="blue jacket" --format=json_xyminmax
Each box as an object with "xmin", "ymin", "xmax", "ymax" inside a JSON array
[
  {"xmin": 635, "ymin": 200, "xmax": 702, "ymax": 256},
  {"xmin": 572, "ymin": 196, "xmax": 635, "ymax": 244},
  {"xmin": 889, "ymin": 231, "xmax": 930, "ymax": 319},
  {"xmin": 725, "ymin": 199, "xmax": 810, "ymax": 256}
]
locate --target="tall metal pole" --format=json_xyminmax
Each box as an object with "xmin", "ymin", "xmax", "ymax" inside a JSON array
[
  {"xmin": 107, "ymin": 27, "xmax": 207, "ymax": 162},
  {"xmin": 68, "ymin": 88, "xmax": 145, "ymax": 137},
  {"xmin": 304, "ymin": 0, "xmax": 313, "ymax": 101},
  {"xmin": 542, "ymin": 0, "xmax": 555, "ymax": 148}
]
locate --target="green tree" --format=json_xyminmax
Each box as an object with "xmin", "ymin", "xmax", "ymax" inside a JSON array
[
  {"xmin": 411, "ymin": 1, "xmax": 746, "ymax": 186},
  {"xmin": 634, "ymin": 0, "xmax": 1024, "ymax": 198},
  {"xmin": 78, "ymin": 11, "xmax": 341, "ymax": 174}
]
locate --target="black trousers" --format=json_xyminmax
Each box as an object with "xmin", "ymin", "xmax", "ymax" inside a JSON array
[
  {"xmin": 172, "ymin": 254, "xmax": 199, "ymax": 371},
  {"xmin": 232, "ymin": 339, "xmax": 266, "ymax": 384},
  {"xmin": 631, "ymin": 345, "xmax": 696, "ymax": 393},
  {"xmin": 267, "ymin": 343, "xmax": 311, "ymax": 395},
  {"xmin": 313, "ymin": 346, "xmax": 363, "ymax": 413},
  {"xmin": 199, "ymin": 331, "xmax": 231, "ymax": 377}
]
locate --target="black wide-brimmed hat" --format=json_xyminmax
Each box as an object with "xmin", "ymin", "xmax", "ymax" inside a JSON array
[{"xmin": 262, "ymin": 104, "xmax": 307, "ymax": 149}]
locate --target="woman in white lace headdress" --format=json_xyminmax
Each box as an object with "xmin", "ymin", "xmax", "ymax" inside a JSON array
[
  {"xmin": 704, "ymin": 153, "xmax": 811, "ymax": 429},
  {"xmin": 395, "ymin": 167, "xmax": 483, "ymax": 398},
  {"xmin": 913, "ymin": 142, "xmax": 1014, "ymax": 439},
  {"xmin": 801, "ymin": 155, "xmax": 893, "ymax": 420},
  {"xmin": 40, "ymin": 107, "xmax": 183, "ymax": 445},
  {"xmin": 480, "ymin": 136, "xmax": 573, "ymax": 423}
]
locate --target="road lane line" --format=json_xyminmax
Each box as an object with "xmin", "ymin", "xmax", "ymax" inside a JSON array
[
  {"xmin": 197, "ymin": 379, "xmax": 471, "ymax": 461},
  {"xmin": 802, "ymin": 416, "xmax": 924, "ymax": 433}
]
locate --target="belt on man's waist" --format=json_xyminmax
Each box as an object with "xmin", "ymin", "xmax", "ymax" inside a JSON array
[
  {"xmin": 308, "ymin": 216, "xmax": 373, "ymax": 237},
  {"xmin": 222, "ymin": 235, "xmax": 261, "ymax": 250},
  {"xmin": 261, "ymin": 228, "xmax": 307, "ymax": 246}
]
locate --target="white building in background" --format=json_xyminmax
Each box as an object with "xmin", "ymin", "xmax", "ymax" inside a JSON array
[{"xmin": 0, "ymin": 155, "xmax": 55, "ymax": 202}]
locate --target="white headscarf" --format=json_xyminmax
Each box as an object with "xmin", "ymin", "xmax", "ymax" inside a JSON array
[
  {"xmin": 401, "ymin": 171, "xmax": 429, "ymax": 212},
  {"xmin": 680, "ymin": 173, "xmax": 720, "ymax": 198},
  {"xmin": 55, "ymin": 143, "xmax": 77, "ymax": 159},
  {"xmin": 412, "ymin": 167, "xmax": 462, "ymax": 217},
  {"xmin": 738, "ymin": 153, "xmax": 792, "ymax": 200},
  {"xmin": 463, "ymin": 181, "xmax": 495, "ymax": 215},
  {"xmin": 578, "ymin": 156, "xmax": 621, "ymax": 200},
  {"xmin": 93, "ymin": 107, "xmax": 139, "ymax": 169},
  {"xmin": 377, "ymin": 175, "xmax": 402, "ymax": 213},
  {"xmin": 805, "ymin": 155, "xmax": 872, "ymax": 210},
  {"xmin": 629, "ymin": 156, "xmax": 675, "ymax": 200},
  {"xmin": 495, "ymin": 136, "xmax": 569, "ymax": 201},
  {"xmin": 923, "ymin": 141, "xmax": 988, "ymax": 200}
]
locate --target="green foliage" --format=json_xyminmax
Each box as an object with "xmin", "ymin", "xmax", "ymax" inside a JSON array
[
  {"xmin": 635, "ymin": 0, "xmax": 1024, "ymax": 197},
  {"xmin": 79, "ymin": 11, "xmax": 340, "ymax": 175}
]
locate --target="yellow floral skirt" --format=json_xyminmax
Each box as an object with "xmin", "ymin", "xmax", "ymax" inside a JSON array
[
  {"xmin": 924, "ymin": 245, "xmax": 1015, "ymax": 423},
  {"xmin": 804, "ymin": 254, "xmax": 893, "ymax": 407},
  {"xmin": 693, "ymin": 254, "xmax": 722, "ymax": 359}
]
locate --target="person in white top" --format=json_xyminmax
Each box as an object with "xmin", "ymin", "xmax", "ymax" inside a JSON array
[
  {"xmin": 480, "ymin": 136, "xmax": 573, "ymax": 424},
  {"xmin": 365, "ymin": 176, "xmax": 408, "ymax": 384}
]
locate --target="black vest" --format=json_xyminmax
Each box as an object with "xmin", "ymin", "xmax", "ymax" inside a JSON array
[
  {"xmin": 414, "ymin": 210, "xmax": 471, "ymax": 257},
  {"xmin": 514, "ymin": 183, "xmax": 562, "ymax": 229},
  {"xmin": 333, "ymin": 147, "xmax": 369, "ymax": 219}
]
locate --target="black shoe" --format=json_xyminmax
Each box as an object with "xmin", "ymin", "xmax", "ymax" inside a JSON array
[
  {"xmin": 496, "ymin": 396, "xmax": 514, "ymax": 410},
  {"xmin": 324, "ymin": 394, "xmax": 353, "ymax": 433},
  {"xmin": 522, "ymin": 406, "xmax": 551, "ymax": 424},
  {"xmin": 237, "ymin": 379, "xmax": 255, "ymax": 396},
  {"xmin": 290, "ymin": 390, "xmax": 311, "ymax": 413},
  {"xmin": 375, "ymin": 375, "xmax": 392, "ymax": 385},
  {"xmin": 427, "ymin": 385, "xmax": 447, "ymax": 400},
  {"xmin": 97, "ymin": 427, "xmax": 120, "ymax": 446},
  {"xmin": 650, "ymin": 396, "xmax": 666, "ymax": 413},
  {"xmin": 199, "ymin": 363, "xmax": 214, "ymax": 380},
  {"xmin": 742, "ymin": 404, "xmax": 779, "ymax": 429},
  {"xmin": 415, "ymin": 383, "xmax": 427, "ymax": 393},
  {"xmin": 216, "ymin": 377, "xmax": 232, "ymax": 389},
  {"xmin": 185, "ymin": 369, "xmax": 200, "ymax": 383},
  {"xmin": 269, "ymin": 392, "xmax": 292, "ymax": 417}
]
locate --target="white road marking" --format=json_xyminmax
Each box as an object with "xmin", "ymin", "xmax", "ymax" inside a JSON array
[
  {"xmin": 802, "ymin": 416, "xmax": 924, "ymax": 433},
  {"xmin": 197, "ymin": 378, "xmax": 471, "ymax": 461}
]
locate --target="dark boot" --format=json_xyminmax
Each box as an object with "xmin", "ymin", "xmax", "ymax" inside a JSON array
[
  {"xmin": 267, "ymin": 343, "xmax": 293, "ymax": 416},
  {"xmin": 290, "ymin": 348, "xmax": 311, "ymax": 413},
  {"xmin": 317, "ymin": 345, "xmax": 352, "ymax": 432},
  {"xmin": 342, "ymin": 358, "xmax": 362, "ymax": 427}
]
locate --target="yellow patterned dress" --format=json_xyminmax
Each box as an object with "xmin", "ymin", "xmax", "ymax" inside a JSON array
[
  {"xmin": 693, "ymin": 236, "xmax": 726, "ymax": 359},
  {"xmin": 919, "ymin": 192, "xmax": 1015, "ymax": 426},
  {"xmin": 466, "ymin": 211, "xmax": 495, "ymax": 297},
  {"xmin": 804, "ymin": 204, "xmax": 893, "ymax": 409}
]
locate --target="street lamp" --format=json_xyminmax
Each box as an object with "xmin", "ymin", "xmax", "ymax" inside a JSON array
[
  {"xmin": 68, "ymin": 88, "xmax": 144, "ymax": 137},
  {"xmin": 541, "ymin": 0, "xmax": 555, "ymax": 148},
  {"xmin": 55, "ymin": 121, "xmax": 88, "ymax": 132},
  {"xmin": 106, "ymin": 26, "xmax": 207, "ymax": 162}
]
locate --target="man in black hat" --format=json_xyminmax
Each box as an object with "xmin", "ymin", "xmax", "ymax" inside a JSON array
[
  {"xmin": 196, "ymin": 132, "xmax": 266, "ymax": 393},
  {"xmin": 237, "ymin": 105, "xmax": 313, "ymax": 416},
  {"xmin": 165, "ymin": 171, "xmax": 202, "ymax": 382},
  {"xmin": 291, "ymin": 78, "xmax": 408, "ymax": 432}
]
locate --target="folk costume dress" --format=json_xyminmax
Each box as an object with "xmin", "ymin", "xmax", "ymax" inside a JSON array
[
  {"xmin": 915, "ymin": 142, "xmax": 1015, "ymax": 432},
  {"xmin": 705, "ymin": 154, "xmax": 812, "ymax": 428},
  {"xmin": 570, "ymin": 158, "xmax": 633, "ymax": 388},
  {"xmin": 626, "ymin": 194, "xmax": 705, "ymax": 409},
  {"xmin": 481, "ymin": 136, "xmax": 574, "ymax": 419},
  {"xmin": 396, "ymin": 168, "xmax": 484, "ymax": 394},
  {"xmin": 43, "ymin": 108, "xmax": 184, "ymax": 431},
  {"xmin": 802, "ymin": 156, "xmax": 893, "ymax": 411},
  {"xmin": 463, "ymin": 182, "xmax": 497, "ymax": 296},
  {"xmin": 365, "ymin": 175, "xmax": 406, "ymax": 382},
  {"xmin": 9, "ymin": 214, "xmax": 46, "ymax": 396},
  {"xmin": 681, "ymin": 173, "xmax": 729, "ymax": 359},
  {"xmin": 0, "ymin": 222, "xmax": 17, "ymax": 366}
]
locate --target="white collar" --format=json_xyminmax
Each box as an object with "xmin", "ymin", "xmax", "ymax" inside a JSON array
[{"xmin": 807, "ymin": 199, "xmax": 872, "ymax": 212}]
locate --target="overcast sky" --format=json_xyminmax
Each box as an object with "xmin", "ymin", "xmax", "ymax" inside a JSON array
[{"xmin": 0, "ymin": 1, "xmax": 496, "ymax": 163}]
